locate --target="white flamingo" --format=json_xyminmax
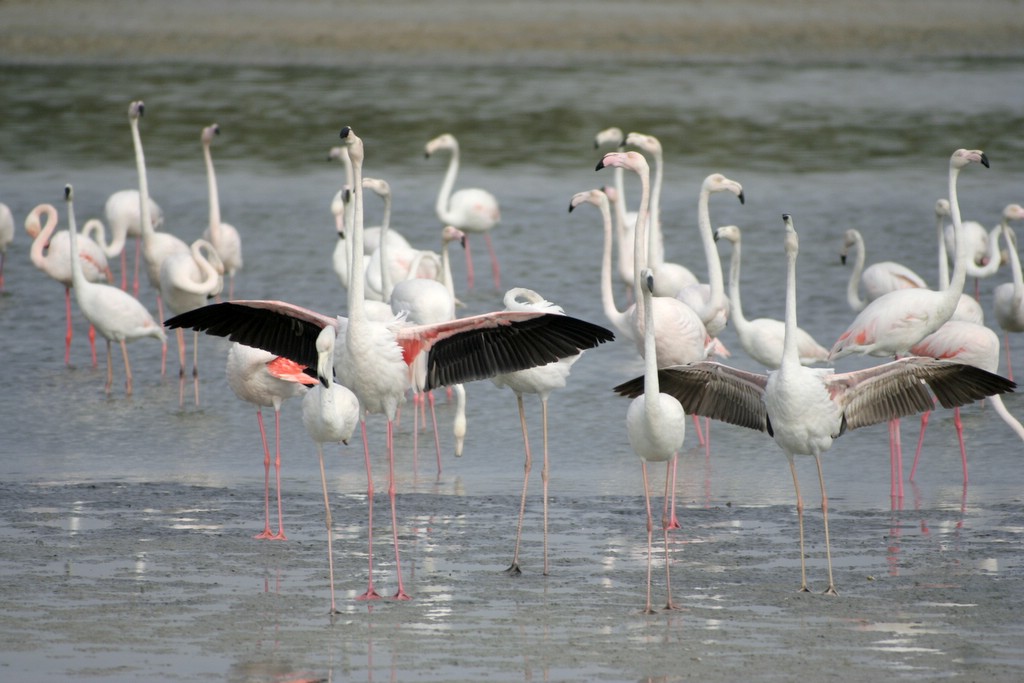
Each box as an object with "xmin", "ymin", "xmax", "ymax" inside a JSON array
[
  {"xmin": 166, "ymin": 127, "xmax": 614, "ymax": 601},
  {"xmin": 491, "ymin": 287, "xmax": 587, "ymax": 577},
  {"xmin": 627, "ymin": 268, "xmax": 686, "ymax": 613},
  {"xmin": 613, "ymin": 213, "xmax": 1016, "ymax": 595},
  {"xmin": 159, "ymin": 238, "xmax": 224, "ymax": 407},
  {"xmin": 103, "ymin": 188, "xmax": 163, "ymax": 294},
  {"xmin": 839, "ymin": 227, "xmax": 927, "ymax": 312},
  {"xmin": 715, "ymin": 224, "xmax": 828, "ymax": 368},
  {"xmin": 64, "ymin": 185, "xmax": 166, "ymax": 395},
  {"xmin": 829, "ymin": 150, "xmax": 991, "ymax": 499},
  {"xmin": 296, "ymin": 326, "xmax": 360, "ymax": 614},
  {"xmin": 200, "ymin": 123, "xmax": 243, "ymax": 299},
  {"xmin": 424, "ymin": 132, "xmax": 501, "ymax": 290},
  {"xmin": 25, "ymin": 202, "xmax": 113, "ymax": 366},
  {"xmin": 128, "ymin": 101, "xmax": 189, "ymax": 345},
  {"xmin": 226, "ymin": 343, "xmax": 309, "ymax": 540}
]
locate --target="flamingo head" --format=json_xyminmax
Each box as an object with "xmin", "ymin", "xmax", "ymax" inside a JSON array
[
  {"xmin": 704, "ymin": 173, "xmax": 745, "ymax": 204},
  {"xmin": 950, "ymin": 148, "xmax": 989, "ymax": 170},
  {"xmin": 201, "ymin": 123, "xmax": 220, "ymax": 146},
  {"xmin": 596, "ymin": 150, "xmax": 647, "ymax": 174},
  {"xmin": 593, "ymin": 126, "xmax": 624, "ymax": 149},
  {"xmin": 714, "ymin": 225, "xmax": 741, "ymax": 245},
  {"xmin": 129, "ymin": 100, "xmax": 144, "ymax": 121}
]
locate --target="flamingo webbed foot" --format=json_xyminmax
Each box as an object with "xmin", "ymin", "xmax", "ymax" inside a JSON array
[
  {"xmin": 356, "ymin": 588, "xmax": 382, "ymax": 601},
  {"xmin": 504, "ymin": 563, "xmax": 522, "ymax": 576},
  {"xmin": 823, "ymin": 586, "xmax": 838, "ymax": 596},
  {"xmin": 393, "ymin": 590, "xmax": 412, "ymax": 601}
]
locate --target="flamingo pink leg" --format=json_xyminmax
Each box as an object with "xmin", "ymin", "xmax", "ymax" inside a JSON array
[
  {"xmin": 1005, "ymin": 333, "xmax": 1014, "ymax": 382},
  {"xmin": 357, "ymin": 419, "xmax": 382, "ymax": 601},
  {"xmin": 316, "ymin": 444, "xmax": 339, "ymax": 614},
  {"xmin": 88, "ymin": 325, "xmax": 98, "ymax": 368},
  {"xmin": 664, "ymin": 454, "xmax": 681, "ymax": 530},
  {"xmin": 386, "ymin": 421, "xmax": 410, "ymax": 600},
  {"xmin": 641, "ymin": 461, "xmax": 656, "ymax": 614},
  {"xmin": 64, "ymin": 287, "xmax": 73, "ymax": 366},
  {"xmin": 132, "ymin": 238, "xmax": 142, "ymax": 298},
  {"xmin": 662, "ymin": 460, "xmax": 676, "ymax": 610},
  {"xmin": 463, "ymin": 237, "xmax": 475, "ymax": 290},
  {"xmin": 270, "ymin": 407, "xmax": 287, "ymax": 540},
  {"xmin": 910, "ymin": 410, "xmax": 931, "ymax": 482},
  {"xmin": 691, "ymin": 414, "xmax": 705, "ymax": 446},
  {"xmin": 119, "ymin": 339, "xmax": 133, "ymax": 395},
  {"xmin": 253, "ymin": 407, "xmax": 280, "ymax": 540},
  {"xmin": 119, "ymin": 250, "xmax": 129, "ymax": 291},
  {"xmin": 507, "ymin": 395, "xmax": 531, "ymax": 576},
  {"xmin": 953, "ymin": 407, "xmax": 968, "ymax": 485}
]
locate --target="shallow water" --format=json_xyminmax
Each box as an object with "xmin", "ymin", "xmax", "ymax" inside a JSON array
[{"xmin": 2, "ymin": 56, "xmax": 1024, "ymax": 681}]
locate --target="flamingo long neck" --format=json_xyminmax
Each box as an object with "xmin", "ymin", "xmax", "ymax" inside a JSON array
[
  {"xmin": 632, "ymin": 160, "xmax": 653, "ymax": 323},
  {"xmin": 85, "ymin": 217, "xmax": 122, "ymax": 258},
  {"xmin": 969, "ymin": 224, "xmax": 1003, "ymax": 278},
  {"xmin": 845, "ymin": 230, "xmax": 867, "ymax": 311},
  {"xmin": 435, "ymin": 142, "xmax": 460, "ymax": 221},
  {"xmin": 440, "ymin": 239, "xmax": 455, "ymax": 300},
  {"xmin": 780, "ymin": 233, "xmax": 800, "ymax": 371},
  {"xmin": 725, "ymin": 235, "xmax": 749, "ymax": 329},
  {"xmin": 610, "ymin": 186, "xmax": 633, "ymax": 287},
  {"xmin": 378, "ymin": 198, "xmax": 393, "ymax": 303},
  {"xmin": 596, "ymin": 196, "xmax": 627, "ymax": 327},
  {"xmin": 1006, "ymin": 225, "xmax": 1023, "ymax": 304},
  {"xmin": 130, "ymin": 116, "xmax": 155, "ymax": 245},
  {"xmin": 697, "ymin": 185, "xmax": 727, "ymax": 316},
  {"xmin": 641, "ymin": 281, "xmax": 660, "ymax": 398},
  {"xmin": 191, "ymin": 243, "xmax": 222, "ymax": 294},
  {"xmin": 203, "ymin": 141, "xmax": 222, "ymax": 242},
  {"xmin": 936, "ymin": 208, "xmax": 951, "ymax": 289},
  {"xmin": 347, "ymin": 151, "xmax": 367, "ymax": 322},
  {"xmin": 66, "ymin": 196, "xmax": 87, "ymax": 291},
  {"xmin": 947, "ymin": 163, "xmax": 969, "ymax": 300},
  {"xmin": 648, "ymin": 149, "xmax": 664, "ymax": 267},
  {"xmin": 28, "ymin": 205, "xmax": 58, "ymax": 268}
]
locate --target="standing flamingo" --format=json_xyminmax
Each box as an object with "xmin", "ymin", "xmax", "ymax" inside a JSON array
[
  {"xmin": 128, "ymin": 101, "xmax": 189, "ymax": 349},
  {"xmin": 0, "ymin": 202, "xmax": 14, "ymax": 291},
  {"xmin": 25, "ymin": 202, "xmax": 113, "ymax": 365},
  {"xmin": 614, "ymin": 213, "xmax": 1016, "ymax": 594},
  {"xmin": 715, "ymin": 224, "xmax": 828, "ymax": 368},
  {"xmin": 597, "ymin": 149, "xmax": 713, "ymax": 525},
  {"xmin": 167, "ymin": 126, "xmax": 614, "ymax": 601},
  {"xmin": 909, "ymin": 320, "xmax": 1024, "ymax": 486},
  {"xmin": 296, "ymin": 326, "xmax": 360, "ymax": 613},
  {"xmin": 492, "ymin": 287, "xmax": 589, "ymax": 576},
  {"xmin": 839, "ymin": 228, "xmax": 927, "ymax": 312},
  {"xmin": 200, "ymin": 123, "xmax": 243, "ymax": 299},
  {"xmin": 64, "ymin": 185, "xmax": 166, "ymax": 395},
  {"xmin": 226, "ymin": 342, "xmax": 309, "ymax": 540},
  {"xmin": 103, "ymin": 188, "xmax": 163, "ymax": 294},
  {"xmin": 829, "ymin": 149, "xmax": 991, "ymax": 499},
  {"xmin": 424, "ymin": 133, "xmax": 501, "ymax": 290},
  {"xmin": 627, "ymin": 268, "xmax": 686, "ymax": 612},
  {"xmin": 159, "ymin": 238, "xmax": 224, "ymax": 407},
  {"xmin": 990, "ymin": 208, "xmax": 1024, "ymax": 378}
]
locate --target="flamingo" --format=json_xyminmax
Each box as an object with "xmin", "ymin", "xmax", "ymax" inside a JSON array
[
  {"xmin": 200, "ymin": 124, "xmax": 243, "ymax": 299},
  {"xmin": 597, "ymin": 149, "xmax": 712, "ymax": 526},
  {"xmin": 128, "ymin": 101, "xmax": 190, "ymax": 348},
  {"xmin": 909, "ymin": 320, "xmax": 1024, "ymax": 486},
  {"xmin": 25, "ymin": 202, "xmax": 113, "ymax": 366},
  {"xmin": 627, "ymin": 268, "xmax": 687, "ymax": 612},
  {"xmin": 159, "ymin": 238, "xmax": 224, "ymax": 407},
  {"xmin": 64, "ymin": 185, "xmax": 166, "ymax": 395},
  {"xmin": 167, "ymin": 126, "xmax": 614, "ymax": 601},
  {"xmin": 990, "ymin": 209, "xmax": 1024, "ymax": 379},
  {"xmin": 568, "ymin": 188, "xmax": 633, "ymax": 341},
  {"xmin": 283, "ymin": 326, "xmax": 360, "ymax": 613},
  {"xmin": 0, "ymin": 202, "xmax": 14, "ymax": 291},
  {"xmin": 715, "ymin": 224, "xmax": 828, "ymax": 368},
  {"xmin": 103, "ymin": 188, "xmax": 163, "ymax": 294},
  {"xmin": 943, "ymin": 204, "xmax": 1000, "ymax": 299},
  {"xmin": 839, "ymin": 228, "xmax": 927, "ymax": 312},
  {"xmin": 623, "ymin": 132, "xmax": 699, "ymax": 298},
  {"xmin": 226, "ymin": 343, "xmax": 309, "ymax": 540},
  {"xmin": 424, "ymin": 132, "xmax": 501, "ymax": 290},
  {"xmin": 674, "ymin": 172, "xmax": 744, "ymax": 337},
  {"xmin": 829, "ymin": 149, "xmax": 991, "ymax": 499},
  {"xmin": 491, "ymin": 287, "xmax": 588, "ymax": 576},
  {"xmin": 613, "ymin": 213, "xmax": 1016, "ymax": 595}
]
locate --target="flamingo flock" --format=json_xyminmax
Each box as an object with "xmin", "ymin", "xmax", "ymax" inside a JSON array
[{"xmin": 7, "ymin": 98, "xmax": 1022, "ymax": 615}]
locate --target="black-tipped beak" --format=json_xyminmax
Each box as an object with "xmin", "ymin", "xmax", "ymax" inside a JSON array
[
  {"xmin": 339, "ymin": 126, "xmax": 351, "ymax": 139},
  {"xmin": 459, "ymin": 236, "xmax": 466, "ymax": 249},
  {"xmin": 64, "ymin": 185, "xmax": 72, "ymax": 200},
  {"xmin": 595, "ymin": 159, "xmax": 606, "ymax": 172},
  {"xmin": 737, "ymin": 191, "xmax": 745, "ymax": 205},
  {"xmin": 319, "ymin": 374, "xmax": 329, "ymax": 388},
  {"xmin": 568, "ymin": 200, "xmax": 576, "ymax": 213},
  {"xmin": 713, "ymin": 231, "xmax": 720, "ymax": 243},
  {"xmin": 782, "ymin": 213, "xmax": 791, "ymax": 221},
  {"xmin": 981, "ymin": 152, "xmax": 990, "ymax": 168},
  {"xmin": 840, "ymin": 254, "xmax": 847, "ymax": 265},
  {"xmin": 138, "ymin": 103, "xmax": 145, "ymax": 117}
]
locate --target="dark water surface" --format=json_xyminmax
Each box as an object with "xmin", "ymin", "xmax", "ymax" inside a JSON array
[{"xmin": 1, "ymin": 57, "xmax": 1024, "ymax": 681}]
